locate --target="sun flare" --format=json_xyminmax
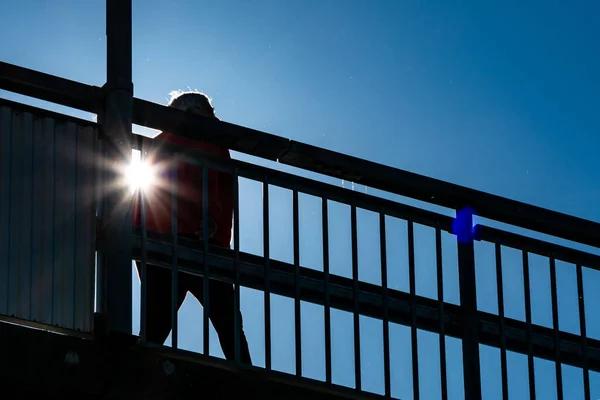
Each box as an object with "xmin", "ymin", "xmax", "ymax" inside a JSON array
[{"xmin": 125, "ymin": 150, "xmax": 155, "ymax": 193}]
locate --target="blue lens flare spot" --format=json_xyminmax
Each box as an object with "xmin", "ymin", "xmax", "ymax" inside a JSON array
[{"xmin": 453, "ymin": 206, "xmax": 480, "ymax": 243}]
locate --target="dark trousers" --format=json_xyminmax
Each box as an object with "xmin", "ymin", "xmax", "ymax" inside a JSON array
[{"xmin": 136, "ymin": 239, "xmax": 252, "ymax": 365}]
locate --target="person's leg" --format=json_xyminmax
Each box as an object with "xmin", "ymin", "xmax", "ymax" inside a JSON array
[
  {"xmin": 188, "ymin": 272, "xmax": 252, "ymax": 364},
  {"xmin": 135, "ymin": 262, "xmax": 187, "ymax": 345}
]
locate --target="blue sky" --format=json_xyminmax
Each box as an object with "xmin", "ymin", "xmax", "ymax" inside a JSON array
[{"xmin": 1, "ymin": 0, "xmax": 599, "ymax": 398}]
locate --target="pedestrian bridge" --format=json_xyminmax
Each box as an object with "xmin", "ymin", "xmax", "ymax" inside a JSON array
[{"xmin": 1, "ymin": 2, "xmax": 600, "ymax": 399}]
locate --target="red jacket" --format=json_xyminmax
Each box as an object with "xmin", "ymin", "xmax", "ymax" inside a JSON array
[{"xmin": 132, "ymin": 132, "xmax": 233, "ymax": 248}]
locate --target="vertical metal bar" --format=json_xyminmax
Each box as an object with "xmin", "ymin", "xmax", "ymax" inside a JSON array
[
  {"xmin": 65, "ymin": 122, "xmax": 76, "ymax": 329},
  {"xmin": 522, "ymin": 251, "xmax": 536, "ymax": 399},
  {"xmin": 31, "ymin": 116, "xmax": 43, "ymax": 324},
  {"xmin": 99, "ymin": 0, "xmax": 133, "ymax": 335},
  {"xmin": 549, "ymin": 257, "xmax": 563, "ymax": 400},
  {"xmin": 139, "ymin": 145, "xmax": 148, "ymax": 342},
  {"xmin": 9, "ymin": 111, "xmax": 23, "ymax": 320},
  {"xmin": 53, "ymin": 122, "xmax": 65, "ymax": 326},
  {"xmin": 293, "ymin": 189, "xmax": 302, "ymax": 377},
  {"xmin": 202, "ymin": 165, "xmax": 210, "ymax": 356},
  {"xmin": 408, "ymin": 217, "xmax": 420, "ymax": 399},
  {"xmin": 351, "ymin": 204, "xmax": 362, "ymax": 391},
  {"xmin": 495, "ymin": 243, "xmax": 508, "ymax": 400},
  {"xmin": 22, "ymin": 112, "xmax": 33, "ymax": 323},
  {"xmin": 322, "ymin": 198, "xmax": 332, "ymax": 385},
  {"xmin": 233, "ymin": 168, "xmax": 241, "ymax": 363},
  {"xmin": 106, "ymin": 0, "xmax": 132, "ymax": 90},
  {"xmin": 82, "ymin": 125, "xmax": 98, "ymax": 332},
  {"xmin": 72, "ymin": 125, "xmax": 83, "ymax": 330},
  {"xmin": 50, "ymin": 121, "xmax": 58, "ymax": 325},
  {"xmin": 456, "ymin": 210, "xmax": 481, "ymax": 400},
  {"xmin": 576, "ymin": 264, "xmax": 591, "ymax": 400},
  {"xmin": 45, "ymin": 118, "xmax": 56, "ymax": 325},
  {"xmin": 31, "ymin": 116, "xmax": 42, "ymax": 323},
  {"xmin": 436, "ymin": 225, "xmax": 448, "ymax": 400},
  {"xmin": 94, "ymin": 132, "xmax": 104, "ymax": 316},
  {"xmin": 263, "ymin": 178, "xmax": 272, "ymax": 370},
  {"xmin": 0, "ymin": 106, "xmax": 10, "ymax": 318},
  {"xmin": 15, "ymin": 112, "xmax": 24, "ymax": 320},
  {"xmin": 171, "ymin": 157, "xmax": 179, "ymax": 349},
  {"xmin": 30, "ymin": 116, "xmax": 37, "ymax": 322},
  {"xmin": 379, "ymin": 212, "xmax": 391, "ymax": 398},
  {"xmin": 60, "ymin": 123, "xmax": 74, "ymax": 328}
]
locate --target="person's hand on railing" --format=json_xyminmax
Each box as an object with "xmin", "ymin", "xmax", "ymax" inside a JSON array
[{"xmin": 194, "ymin": 216, "xmax": 217, "ymax": 240}]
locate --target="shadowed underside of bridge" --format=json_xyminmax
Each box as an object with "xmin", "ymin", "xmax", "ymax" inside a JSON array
[{"xmin": 0, "ymin": 320, "xmax": 371, "ymax": 400}]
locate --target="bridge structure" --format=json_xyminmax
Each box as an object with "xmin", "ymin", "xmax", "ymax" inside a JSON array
[{"xmin": 1, "ymin": 1, "xmax": 599, "ymax": 399}]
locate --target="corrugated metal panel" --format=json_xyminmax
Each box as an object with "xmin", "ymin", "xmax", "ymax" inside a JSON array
[{"xmin": 0, "ymin": 104, "xmax": 96, "ymax": 332}]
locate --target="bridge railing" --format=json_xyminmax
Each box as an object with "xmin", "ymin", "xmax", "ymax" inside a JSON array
[
  {"xmin": 1, "ymin": 92, "xmax": 599, "ymax": 398},
  {"xmin": 1, "ymin": 0, "xmax": 600, "ymax": 397},
  {"xmin": 126, "ymin": 130, "xmax": 600, "ymax": 399}
]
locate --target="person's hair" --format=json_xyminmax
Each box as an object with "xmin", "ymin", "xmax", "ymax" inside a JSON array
[{"xmin": 167, "ymin": 89, "xmax": 215, "ymax": 117}]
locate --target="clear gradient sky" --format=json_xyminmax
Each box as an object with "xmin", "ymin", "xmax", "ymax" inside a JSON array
[{"xmin": 1, "ymin": 1, "xmax": 599, "ymax": 399}]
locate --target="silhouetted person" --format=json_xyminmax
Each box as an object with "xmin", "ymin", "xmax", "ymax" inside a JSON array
[{"xmin": 132, "ymin": 90, "xmax": 252, "ymax": 364}]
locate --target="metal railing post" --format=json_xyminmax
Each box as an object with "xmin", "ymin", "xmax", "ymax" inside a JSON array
[
  {"xmin": 96, "ymin": 0, "xmax": 133, "ymax": 337},
  {"xmin": 455, "ymin": 207, "xmax": 482, "ymax": 399}
]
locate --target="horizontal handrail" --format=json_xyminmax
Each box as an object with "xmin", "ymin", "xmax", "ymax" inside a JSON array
[
  {"xmin": 1, "ymin": 60, "xmax": 599, "ymax": 248},
  {"xmin": 0, "ymin": 97, "xmax": 97, "ymax": 127},
  {"xmin": 132, "ymin": 132, "xmax": 600, "ymax": 270},
  {"xmin": 479, "ymin": 225, "xmax": 600, "ymax": 269},
  {"xmin": 0, "ymin": 61, "xmax": 101, "ymax": 113},
  {"xmin": 132, "ymin": 133, "xmax": 454, "ymax": 231}
]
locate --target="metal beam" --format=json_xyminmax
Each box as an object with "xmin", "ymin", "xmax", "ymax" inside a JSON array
[
  {"xmin": 279, "ymin": 141, "xmax": 600, "ymax": 248},
  {"xmin": 456, "ymin": 211, "xmax": 482, "ymax": 399},
  {"xmin": 95, "ymin": 0, "xmax": 133, "ymax": 336},
  {"xmin": 132, "ymin": 97, "xmax": 290, "ymax": 161},
  {"xmin": 0, "ymin": 61, "xmax": 101, "ymax": 112}
]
